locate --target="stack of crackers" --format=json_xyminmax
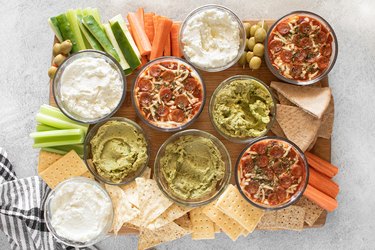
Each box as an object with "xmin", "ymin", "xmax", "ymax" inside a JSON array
[{"xmin": 270, "ymin": 81, "xmax": 334, "ymax": 151}]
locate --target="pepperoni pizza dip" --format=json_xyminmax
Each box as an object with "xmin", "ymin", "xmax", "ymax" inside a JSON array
[
  {"xmin": 237, "ymin": 138, "xmax": 308, "ymax": 208},
  {"xmin": 133, "ymin": 58, "xmax": 204, "ymax": 130}
]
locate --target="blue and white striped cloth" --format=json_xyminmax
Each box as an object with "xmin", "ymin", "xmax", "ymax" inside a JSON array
[{"xmin": 0, "ymin": 147, "xmax": 98, "ymax": 250}]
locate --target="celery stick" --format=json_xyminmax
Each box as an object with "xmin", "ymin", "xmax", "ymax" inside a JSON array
[
  {"xmin": 31, "ymin": 129, "xmax": 84, "ymax": 148},
  {"xmin": 30, "ymin": 129, "xmax": 83, "ymax": 138},
  {"xmin": 42, "ymin": 144, "xmax": 84, "ymax": 158},
  {"xmin": 41, "ymin": 147, "xmax": 66, "ymax": 155},
  {"xmin": 33, "ymin": 139, "xmax": 83, "ymax": 148},
  {"xmin": 36, "ymin": 124, "xmax": 57, "ymax": 132},
  {"xmin": 56, "ymin": 13, "xmax": 80, "ymax": 53},
  {"xmin": 48, "ymin": 17, "xmax": 63, "ymax": 42},
  {"xmin": 66, "ymin": 9, "xmax": 86, "ymax": 51},
  {"xmin": 39, "ymin": 105, "xmax": 88, "ymax": 128}
]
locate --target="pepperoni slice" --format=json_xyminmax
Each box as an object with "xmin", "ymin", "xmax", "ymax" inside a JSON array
[
  {"xmin": 272, "ymin": 161, "xmax": 284, "ymax": 175},
  {"xmin": 291, "ymin": 164, "xmax": 303, "ymax": 177},
  {"xmin": 305, "ymin": 50, "xmax": 318, "ymax": 63},
  {"xmin": 269, "ymin": 145, "xmax": 285, "ymax": 158},
  {"xmin": 257, "ymin": 155, "xmax": 269, "ymax": 168},
  {"xmin": 294, "ymin": 49, "xmax": 307, "ymax": 62},
  {"xmin": 170, "ymin": 109, "xmax": 185, "ymax": 122},
  {"xmin": 277, "ymin": 22, "xmax": 290, "ymax": 35},
  {"xmin": 149, "ymin": 65, "xmax": 161, "ymax": 77},
  {"xmin": 320, "ymin": 44, "xmax": 332, "ymax": 57},
  {"xmin": 299, "ymin": 22, "xmax": 312, "ymax": 34},
  {"xmin": 276, "ymin": 187, "xmax": 287, "ymax": 202},
  {"xmin": 317, "ymin": 56, "xmax": 330, "ymax": 69},
  {"xmin": 280, "ymin": 50, "xmax": 293, "ymax": 63},
  {"xmin": 268, "ymin": 192, "xmax": 279, "ymax": 205},
  {"xmin": 245, "ymin": 181, "xmax": 259, "ymax": 195},
  {"xmin": 160, "ymin": 87, "xmax": 172, "ymax": 102},
  {"xmin": 266, "ymin": 169, "xmax": 274, "ymax": 180},
  {"xmin": 160, "ymin": 70, "xmax": 175, "ymax": 82},
  {"xmin": 252, "ymin": 142, "xmax": 267, "ymax": 154},
  {"xmin": 192, "ymin": 87, "xmax": 202, "ymax": 98},
  {"xmin": 175, "ymin": 95, "xmax": 189, "ymax": 109},
  {"xmin": 279, "ymin": 175, "xmax": 292, "ymax": 189},
  {"xmin": 139, "ymin": 92, "xmax": 152, "ymax": 107},
  {"xmin": 137, "ymin": 78, "xmax": 152, "ymax": 92},
  {"xmin": 298, "ymin": 37, "xmax": 312, "ymax": 48},
  {"xmin": 290, "ymin": 65, "xmax": 303, "ymax": 77},
  {"xmin": 269, "ymin": 40, "xmax": 283, "ymax": 53},
  {"xmin": 156, "ymin": 105, "xmax": 169, "ymax": 117},
  {"xmin": 241, "ymin": 155, "xmax": 254, "ymax": 172},
  {"xmin": 184, "ymin": 77, "xmax": 198, "ymax": 92},
  {"xmin": 315, "ymin": 31, "xmax": 327, "ymax": 43}
]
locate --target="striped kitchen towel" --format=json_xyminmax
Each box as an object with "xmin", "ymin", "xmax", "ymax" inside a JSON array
[{"xmin": 0, "ymin": 147, "xmax": 98, "ymax": 250}]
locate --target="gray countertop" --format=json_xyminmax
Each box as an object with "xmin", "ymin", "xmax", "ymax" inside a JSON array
[{"xmin": 1, "ymin": 0, "xmax": 374, "ymax": 249}]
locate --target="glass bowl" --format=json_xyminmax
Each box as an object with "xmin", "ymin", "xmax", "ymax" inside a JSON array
[
  {"xmin": 44, "ymin": 177, "xmax": 113, "ymax": 247},
  {"xmin": 131, "ymin": 56, "xmax": 206, "ymax": 132},
  {"xmin": 154, "ymin": 129, "xmax": 231, "ymax": 207},
  {"xmin": 179, "ymin": 4, "xmax": 246, "ymax": 72},
  {"xmin": 265, "ymin": 11, "xmax": 338, "ymax": 85},
  {"xmin": 83, "ymin": 117, "xmax": 150, "ymax": 185},
  {"xmin": 53, "ymin": 50, "xmax": 126, "ymax": 124},
  {"xmin": 234, "ymin": 136, "xmax": 309, "ymax": 210},
  {"xmin": 209, "ymin": 75, "xmax": 276, "ymax": 144}
]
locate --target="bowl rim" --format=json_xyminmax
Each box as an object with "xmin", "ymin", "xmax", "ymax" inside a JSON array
[
  {"xmin": 154, "ymin": 129, "xmax": 232, "ymax": 207},
  {"xmin": 131, "ymin": 56, "xmax": 206, "ymax": 132},
  {"xmin": 52, "ymin": 49, "xmax": 127, "ymax": 124},
  {"xmin": 83, "ymin": 117, "xmax": 150, "ymax": 186},
  {"xmin": 44, "ymin": 176, "xmax": 114, "ymax": 247},
  {"xmin": 179, "ymin": 4, "xmax": 246, "ymax": 72},
  {"xmin": 264, "ymin": 10, "xmax": 338, "ymax": 86},
  {"xmin": 208, "ymin": 75, "xmax": 277, "ymax": 144},
  {"xmin": 234, "ymin": 136, "xmax": 309, "ymax": 210}
]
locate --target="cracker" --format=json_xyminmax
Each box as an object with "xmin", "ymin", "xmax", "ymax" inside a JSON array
[
  {"xmin": 39, "ymin": 150, "xmax": 87, "ymax": 189},
  {"xmin": 174, "ymin": 213, "xmax": 191, "ymax": 232},
  {"xmin": 121, "ymin": 168, "xmax": 151, "ymax": 208},
  {"xmin": 214, "ymin": 223, "xmax": 221, "ymax": 233},
  {"xmin": 278, "ymin": 93, "xmax": 295, "ymax": 106},
  {"xmin": 271, "ymin": 81, "xmax": 331, "ymax": 119},
  {"xmin": 241, "ymin": 229, "xmax": 249, "ymax": 237},
  {"xmin": 80, "ymin": 170, "xmax": 95, "ymax": 180},
  {"xmin": 38, "ymin": 150, "xmax": 62, "ymax": 173},
  {"xmin": 275, "ymin": 206, "xmax": 305, "ymax": 231},
  {"xmin": 146, "ymin": 203, "xmax": 192, "ymax": 230},
  {"xmin": 215, "ymin": 184, "xmax": 264, "ymax": 234},
  {"xmin": 271, "ymin": 120, "xmax": 286, "ymax": 137},
  {"xmin": 136, "ymin": 177, "xmax": 173, "ymax": 226},
  {"xmin": 317, "ymin": 97, "xmax": 334, "ymax": 139},
  {"xmin": 190, "ymin": 207, "xmax": 215, "ymax": 240},
  {"xmin": 256, "ymin": 211, "xmax": 277, "ymax": 230},
  {"xmin": 202, "ymin": 203, "xmax": 244, "ymax": 241},
  {"xmin": 276, "ymin": 104, "xmax": 321, "ymax": 151},
  {"xmin": 138, "ymin": 222, "xmax": 188, "ymax": 250},
  {"xmin": 296, "ymin": 196, "xmax": 324, "ymax": 226}
]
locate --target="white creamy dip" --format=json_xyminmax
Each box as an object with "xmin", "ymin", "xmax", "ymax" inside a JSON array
[
  {"xmin": 60, "ymin": 57, "xmax": 123, "ymax": 119},
  {"xmin": 50, "ymin": 180, "xmax": 112, "ymax": 243},
  {"xmin": 181, "ymin": 8, "xmax": 240, "ymax": 69}
]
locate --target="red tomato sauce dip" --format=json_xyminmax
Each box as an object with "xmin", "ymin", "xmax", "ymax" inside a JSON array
[
  {"xmin": 267, "ymin": 15, "xmax": 333, "ymax": 81},
  {"xmin": 134, "ymin": 60, "xmax": 204, "ymax": 129},
  {"xmin": 238, "ymin": 139, "xmax": 307, "ymax": 207}
]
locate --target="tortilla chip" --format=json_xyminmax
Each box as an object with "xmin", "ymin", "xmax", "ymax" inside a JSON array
[
  {"xmin": 146, "ymin": 203, "xmax": 192, "ymax": 230},
  {"xmin": 38, "ymin": 150, "xmax": 62, "ymax": 173},
  {"xmin": 276, "ymin": 104, "xmax": 321, "ymax": 151},
  {"xmin": 121, "ymin": 168, "xmax": 151, "ymax": 208},
  {"xmin": 174, "ymin": 214, "xmax": 191, "ymax": 232},
  {"xmin": 138, "ymin": 222, "xmax": 188, "ymax": 250},
  {"xmin": 105, "ymin": 184, "xmax": 140, "ymax": 234},
  {"xmin": 39, "ymin": 150, "xmax": 87, "ymax": 189},
  {"xmin": 278, "ymin": 92, "xmax": 295, "ymax": 106},
  {"xmin": 317, "ymin": 97, "xmax": 334, "ymax": 139},
  {"xmin": 271, "ymin": 81, "xmax": 331, "ymax": 119},
  {"xmin": 256, "ymin": 211, "xmax": 278, "ymax": 230},
  {"xmin": 202, "ymin": 203, "xmax": 244, "ymax": 241},
  {"xmin": 275, "ymin": 206, "xmax": 305, "ymax": 231},
  {"xmin": 271, "ymin": 120, "xmax": 286, "ymax": 137},
  {"xmin": 136, "ymin": 178, "xmax": 173, "ymax": 226},
  {"xmin": 215, "ymin": 184, "xmax": 264, "ymax": 234},
  {"xmin": 296, "ymin": 196, "xmax": 324, "ymax": 226},
  {"xmin": 190, "ymin": 207, "xmax": 215, "ymax": 240}
]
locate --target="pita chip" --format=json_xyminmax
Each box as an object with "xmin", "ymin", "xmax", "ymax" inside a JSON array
[{"xmin": 317, "ymin": 97, "xmax": 334, "ymax": 139}]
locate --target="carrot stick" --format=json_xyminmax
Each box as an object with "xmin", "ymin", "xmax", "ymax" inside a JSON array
[
  {"xmin": 150, "ymin": 17, "xmax": 173, "ymax": 60},
  {"xmin": 309, "ymin": 168, "xmax": 339, "ymax": 198},
  {"xmin": 136, "ymin": 7, "xmax": 145, "ymax": 29},
  {"xmin": 164, "ymin": 32, "xmax": 171, "ymax": 56},
  {"xmin": 305, "ymin": 151, "xmax": 339, "ymax": 178},
  {"xmin": 171, "ymin": 23, "xmax": 182, "ymax": 57},
  {"xmin": 127, "ymin": 12, "xmax": 152, "ymax": 56},
  {"xmin": 153, "ymin": 15, "xmax": 159, "ymax": 38},
  {"xmin": 144, "ymin": 13, "xmax": 155, "ymax": 45},
  {"xmin": 304, "ymin": 184, "xmax": 338, "ymax": 212}
]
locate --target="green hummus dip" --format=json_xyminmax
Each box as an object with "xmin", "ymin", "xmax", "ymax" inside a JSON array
[
  {"xmin": 90, "ymin": 120, "xmax": 148, "ymax": 183},
  {"xmin": 160, "ymin": 135, "xmax": 225, "ymax": 200},
  {"xmin": 212, "ymin": 79, "xmax": 273, "ymax": 138}
]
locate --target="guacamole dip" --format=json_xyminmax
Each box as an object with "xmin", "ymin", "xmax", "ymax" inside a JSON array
[
  {"xmin": 212, "ymin": 79, "xmax": 274, "ymax": 138},
  {"xmin": 160, "ymin": 135, "xmax": 225, "ymax": 200},
  {"xmin": 90, "ymin": 120, "xmax": 148, "ymax": 183}
]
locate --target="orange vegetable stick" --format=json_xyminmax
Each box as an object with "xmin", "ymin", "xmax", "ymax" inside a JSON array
[
  {"xmin": 304, "ymin": 184, "xmax": 338, "ymax": 212},
  {"xmin": 136, "ymin": 7, "xmax": 144, "ymax": 29},
  {"xmin": 309, "ymin": 168, "xmax": 339, "ymax": 198},
  {"xmin": 150, "ymin": 17, "xmax": 173, "ymax": 60},
  {"xmin": 144, "ymin": 13, "xmax": 155, "ymax": 45},
  {"xmin": 164, "ymin": 32, "xmax": 171, "ymax": 56},
  {"xmin": 127, "ymin": 12, "xmax": 152, "ymax": 56},
  {"xmin": 153, "ymin": 15, "xmax": 159, "ymax": 38},
  {"xmin": 171, "ymin": 22, "xmax": 182, "ymax": 57},
  {"xmin": 305, "ymin": 151, "xmax": 339, "ymax": 178}
]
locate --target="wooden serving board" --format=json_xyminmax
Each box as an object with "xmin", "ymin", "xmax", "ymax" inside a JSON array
[{"xmin": 49, "ymin": 20, "xmax": 331, "ymax": 234}]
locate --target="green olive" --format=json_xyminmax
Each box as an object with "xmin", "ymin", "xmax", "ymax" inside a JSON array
[
  {"xmin": 250, "ymin": 24, "xmax": 260, "ymax": 37},
  {"xmin": 243, "ymin": 23, "xmax": 251, "ymax": 38},
  {"xmin": 53, "ymin": 54, "xmax": 66, "ymax": 66},
  {"xmin": 253, "ymin": 43, "xmax": 265, "ymax": 57},
  {"xmin": 60, "ymin": 40, "xmax": 73, "ymax": 54},
  {"xmin": 53, "ymin": 43, "xmax": 61, "ymax": 56},
  {"xmin": 249, "ymin": 56, "xmax": 262, "ymax": 70},
  {"xmin": 48, "ymin": 66, "xmax": 58, "ymax": 78},
  {"xmin": 254, "ymin": 28, "xmax": 267, "ymax": 43},
  {"xmin": 247, "ymin": 37, "xmax": 256, "ymax": 51},
  {"xmin": 257, "ymin": 20, "xmax": 268, "ymax": 31},
  {"xmin": 244, "ymin": 38, "xmax": 249, "ymax": 51},
  {"xmin": 238, "ymin": 51, "xmax": 247, "ymax": 66},
  {"xmin": 246, "ymin": 51, "xmax": 254, "ymax": 63}
]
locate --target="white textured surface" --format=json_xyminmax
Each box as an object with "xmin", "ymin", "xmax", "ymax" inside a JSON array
[{"xmin": 0, "ymin": 0, "xmax": 374, "ymax": 249}]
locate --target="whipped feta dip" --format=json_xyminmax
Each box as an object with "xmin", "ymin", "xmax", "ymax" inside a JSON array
[
  {"xmin": 60, "ymin": 56, "xmax": 123, "ymax": 120},
  {"xmin": 181, "ymin": 8, "xmax": 241, "ymax": 69},
  {"xmin": 49, "ymin": 179, "xmax": 112, "ymax": 243}
]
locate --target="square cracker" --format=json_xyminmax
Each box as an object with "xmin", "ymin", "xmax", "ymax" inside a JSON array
[
  {"xmin": 39, "ymin": 150, "xmax": 87, "ymax": 189},
  {"xmin": 275, "ymin": 206, "xmax": 305, "ymax": 231},
  {"xmin": 202, "ymin": 203, "xmax": 245, "ymax": 241},
  {"xmin": 38, "ymin": 150, "xmax": 62, "ymax": 173},
  {"xmin": 256, "ymin": 211, "xmax": 277, "ymax": 230},
  {"xmin": 146, "ymin": 203, "xmax": 192, "ymax": 230},
  {"xmin": 296, "ymin": 196, "xmax": 324, "ymax": 226},
  {"xmin": 190, "ymin": 207, "xmax": 215, "ymax": 240},
  {"xmin": 215, "ymin": 184, "xmax": 264, "ymax": 234}
]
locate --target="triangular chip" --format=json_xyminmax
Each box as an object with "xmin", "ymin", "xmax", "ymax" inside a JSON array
[
  {"xmin": 190, "ymin": 207, "xmax": 215, "ymax": 240},
  {"xmin": 146, "ymin": 203, "xmax": 192, "ymax": 230},
  {"xmin": 296, "ymin": 196, "xmax": 324, "ymax": 226},
  {"xmin": 276, "ymin": 104, "xmax": 321, "ymax": 151},
  {"xmin": 138, "ymin": 222, "xmax": 188, "ymax": 250},
  {"xmin": 271, "ymin": 120, "xmax": 286, "ymax": 137},
  {"xmin": 317, "ymin": 97, "xmax": 334, "ymax": 139},
  {"xmin": 38, "ymin": 150, "xmax": 62, "ymax": 173},
  {"xmin": 121, "ymin": 168, "xmax": 152, "ymax": 208},
  {"xmin": 215, "ymin": 184, "xmax": 264, "ymax": 234},
  {"xmin": 271, "ymin": 81, "xmax": 331, "ymax": 118},
  {"xmin": 278, "ymin": 92, "xmax": 295, "ymax": 106},
  {"xmin": 275, "ymin": 206, "xmax": 305, "ymax": 231}
]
